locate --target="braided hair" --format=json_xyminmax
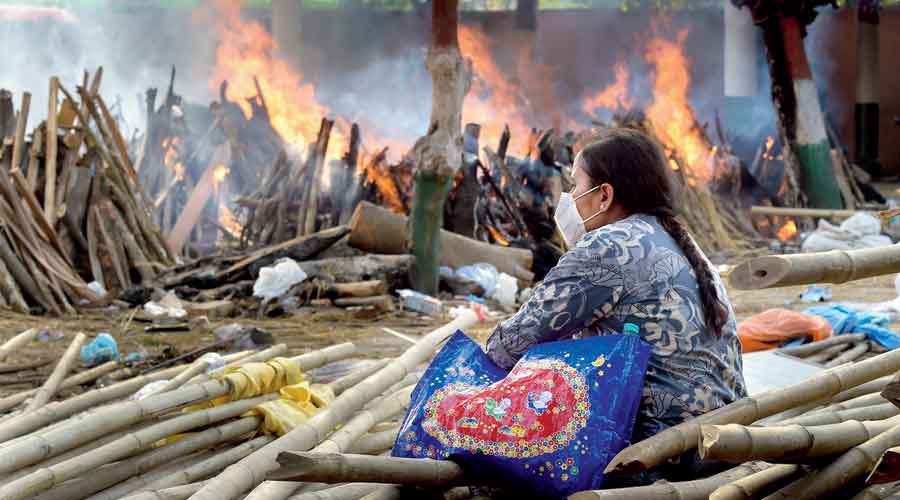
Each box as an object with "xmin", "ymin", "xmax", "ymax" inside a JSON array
[{"xmin": 577, "ymin": 128, "xmax": 728, "ymax": 336}]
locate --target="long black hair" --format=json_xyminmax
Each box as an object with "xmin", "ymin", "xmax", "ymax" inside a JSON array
[{"xmin": 577, "ymin": 128, "xmax": 728, "ymax": 336}]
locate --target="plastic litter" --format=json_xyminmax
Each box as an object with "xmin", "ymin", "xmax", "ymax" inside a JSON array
[
  {"xmin": 801, "ymin": 212, "xmax": 892, "ymax": 252},
  {"xmin": 455, "ymin": 263, "xmax": 500, "ymax": 297},
  {"xmin": 124, "ymin": 351, "xmax": 148, "ymax": 364},
  {"xmin": 198, "ymin": 352, "xmax": 226, "ymax": 373},
  {"xmin": 393, "ymin": 330, "xmax": 650, "ymax": 497},
  {"xmin": 213, "ymin": 324, "xmax": 275, "ymax": 351},
  {"xmin": 144, "ymin": 291, "xmax": 187, "ymax": 319},
  {"xmin": 397, "ymin": 289, "xmax": 443, "ymax": 316},
  {"xmin": 806, "ymin": 304, "xmax": 900, "ymax": 350},
  {"xmin": 36, "ymin": 329, "xmax": 65, "ymax": 342},
  {"xmin": 490, "ymin": 272, "xmax": 518, "ymax": 306},
  {"xmin": 737, "ymin": 309, "xmax": 833, "ymax": 353},
  {"xmin": 86, "ymin": 281, "xmax": 107, "ymax": 297},
  {"xmin": 253, "ymin": 258, "xmax": 308, "ymax": 302},
  {"xmin": 800, "ymin": 285, "xmax": 832, "ymax": 303},
  {"xmin": 79, "ymin": 333, "xmax": 119, "ymax": 366},
  {"xmin": 130, "ymin": 380, "xmax": 169, "ymax": 400}
]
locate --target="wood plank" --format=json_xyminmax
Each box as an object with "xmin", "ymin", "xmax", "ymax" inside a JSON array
[
  {"xmin": 10, "ymin": 92, "xmax": 30, "ymax": 171},
  {"xmin": 44, "ymin": 76, "xmax": 60, "ymax": 226}
]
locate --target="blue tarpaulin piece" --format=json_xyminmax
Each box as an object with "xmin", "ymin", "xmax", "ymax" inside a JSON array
[{"xmin": 805, "ymin": 305, "xmax": 900, "ymax": 350}]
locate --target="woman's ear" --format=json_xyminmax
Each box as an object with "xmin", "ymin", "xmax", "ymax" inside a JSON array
[{"xmin": 599, "ymin": 183, "xmax": 615, "ymax": 211}]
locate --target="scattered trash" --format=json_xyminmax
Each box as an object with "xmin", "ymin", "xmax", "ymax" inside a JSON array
[
  {"xmin": 737, "ymin": 309, "xmax": 833, "ymax": 353},
  {"xmin": 213, "ymin": 323, "xmax": 275, "ymax": 351},
  {"xmin": 253, "ymin": 258, "xmax": 308, "ymax": 302},
  {"xmin": 806, "ymin": 304, "xmax": 900, "ymax": 350},
  {"xmin": 130, "ymin": 380, "xmax": 169, "ymax": 400},
  {"xmin": 80, "ymin": 333, "xmax": 119, "ymax": 366},
  {"xmin": 449, "ymin": 302, "xmax": 490, "ymax": 322},
  {"xmin": 144, "ymin": 291, "xmax": 187, "ymax": 319},
  {"xmin": 397, "ymin": 289, "xmax": 443, "ymax": 316},
  {"xmin": 198, "ymin": 352, "xmax": 226, "ymax": 373},
  {"xmin": 36, "ymin": 329, "xmax": 65, "ymax": 342},
  {"xmin": 490, "ymin": 272, "xmax": 518, "ymax": 307},
  {"xmin": 455, "ymin": 263, "xmax": 500, "ymax": 297},
  {"xmin": 86, "ymin": 281, "xmax": 108, "ymax": 297},
  {"xmin": 801, "ymin": 212, "xmax": 892, "ymax": 252},
  {"xmin": 124, "ymin": 351, "xmax": 148, "ymax": 364},
  {"xmin": 800, "ymin": 285, "xmax": 832, "ymax": 303}
]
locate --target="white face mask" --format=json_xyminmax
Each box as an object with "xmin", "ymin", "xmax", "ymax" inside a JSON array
[{"xmin": 554, "ymin": 185, "xmax": 604, "ymax": 248}]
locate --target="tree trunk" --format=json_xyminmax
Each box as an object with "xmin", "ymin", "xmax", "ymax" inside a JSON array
[
  {"xmin": 408, "ymin": 0, "xmax": 471, "ymax": 295},
  {"xmin": 854, "ymin": 0, "xmax": 880, "ymax": 175}
]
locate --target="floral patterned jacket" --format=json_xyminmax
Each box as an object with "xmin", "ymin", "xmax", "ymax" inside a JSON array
[{"xmin": 485, "ymin": 213, "xmax": 747, "ymax": 443}]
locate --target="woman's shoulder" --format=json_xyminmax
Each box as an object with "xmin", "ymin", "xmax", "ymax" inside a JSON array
[{"xmin": 580, "ymin": 213, "xmax": 664, "ymax": 247}]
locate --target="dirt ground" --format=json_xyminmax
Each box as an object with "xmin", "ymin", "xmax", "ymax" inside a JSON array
[{"xmin": 0, "ymin": 257, "xmax": 897, "ymax": 398}]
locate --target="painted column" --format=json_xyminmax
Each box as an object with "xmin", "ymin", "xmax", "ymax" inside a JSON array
[
  {"xmin": 855, "ymin": 0, "xmax": 880, "ymax": 173},
  {"xmin": 723, "ymin": 0, "xmax": 759, "ymax": 161},
  {"xmin": 272, "ymin": 0, "xmax": 303, "ymax": 71},
  {"xmin": 780, "ymin": 16, "xmax": 843, "ymax": 209}
]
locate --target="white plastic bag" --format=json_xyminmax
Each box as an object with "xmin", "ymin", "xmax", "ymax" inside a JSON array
[
  {"xmin": 144, "ymin": 291, "xmax": 187, "ymax": 319},
  {"xmin": 253, "ymin": 258, "xmax": 309, "ymax": 302},
  {"xmin": 802, "ymin": 213, "xmax": 893, "ymax": 252},
  {"xmin": 490, "ymin": 273, "xmax": 518, "ymax": 306}
]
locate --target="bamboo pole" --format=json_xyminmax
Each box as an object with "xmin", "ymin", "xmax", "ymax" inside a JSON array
[
  {"xmin": 34, "ymin": 416, "xmax": 260, "ymax": 500},
  {"xmin": 772, "ymin": 402, "xmax": 899, "ymax": 427},
  {"xmin": 881, "ymin": 371, "xmax": 900, "ymax": 410},
  {"xmin": 805, "ymin": 343, "xmax": 851, "ymax": 365},
  {"xmin": 130, "ymin": 435, "xmax": 274, "ymax": 495},
  {"xmin": 750, "ymin": 206, "xmax": 857, "ymax": 219},
  {"xmin": 87, "ymin": 452, "xmax": 215, "ymax": 500},
  {"xmin": 326, "ymin": 359, "xmax": 392, "ymax": 396},
  {"xmin": 10, "ymin": 92, "xmax": 30, "ymax": 171},
  {"xmin": 0, "ymin": 329, "xmax": 39, "ymax": 362},
  {"xmin": 0, "ymin": 395, "xmax": 275, "ymax": 499},
  {"xmin": 359, "ymin": 485, "xmax": 403, "ymax": 500},
  {"xmin": 187, "ymin": 344, "xmax": 291, "ymax": 385},
  {"xmin": 870, "ymin": 446, "xmax": 900, "ymax": 485},
  {"xmin": 709, "ymin": 464, "xmax": 803, "ymax": 500},
  {"xmin": 23, "ymin": 332, "xmax": 86, "ymax": 413},
  {"xmin": 276, "ymin": 452, "xmax": 464, "ymax": 486},
  {"xmin": 287, "ymin": 483, "xmax": 380, "ymax": 500},
  {"xmin": 314, "ymin": 387, "xmax": 412, "ymax": 454},
  {"xmin": 765, "ymin": 421, "xmax": 900, "ymax": 499},
  {"xmin": 604, "ymin": 347, "xmax": 900, "ymax": 477},
  {"xmin": 852, "ymin": 481, "xmax": 900, "ymax": 500},
  {"xmin": 44, "ymin": 77, "xmax": 59, "ymax": 226},
  {"xmin": 572, "ymin": 462, "xmax": 772, "ymax": 500},
  {"xmin": 730, "ymin": 246, "xmax": 900, "ymax": 290},
  {"xmin": 153, "ymin": 357, "xmax": 216, "ymax": 396},
  {"xmin": 0, "ymin": 256, "xmax": 28, "ymax": 314},
  {"xmin": 123, "ymin": 481, "xmax": 209, "ymax": 500},
  {"xmin": 190, "ymin": 312, "xmax": 478, "ymax": 500},
  {"xmin": 826, "ymin": 342, "xmax": 871, "ymax": 367},
  {"xmin": 700, "ymin": 415, "xmax": 900, "ymax": 462},
  {"xmin": 779, "ymin": 333, "xmax": 867, "ymax": 358},
  {"xmin": 349, "ymin": 427, "xmax": 400, "ymax": 455},
  {"xmin": 364, "ymin": 373, "xmax": 420, "ymax": 410},
  {"xmin": 807, "ymin": 392, "xmax": 887, "ymax": 416}
]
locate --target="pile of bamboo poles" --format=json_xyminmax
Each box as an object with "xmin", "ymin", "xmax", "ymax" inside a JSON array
[
  {"xmin": 0, "ymin": 312, "xmax": 479, "ymax": 500},
  {"xmin": 0, "ymin": 70, "xmax": 174, "ymax": 315}
]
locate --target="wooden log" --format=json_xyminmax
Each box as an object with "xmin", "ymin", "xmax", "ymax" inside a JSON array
[
  {"xmin": 333, "ymin": 295, "xmax": 395, "ymax": 311},
  {"xmin": 326, "ymin": 280, "xmax": 386, "ymax": 298},
  {"xmin": 23, "ymin": 332, "xmax": 86, "ymax": 413},
  {"xmin": 0, "ymin": 395, "xmax": 275, "ymax": 499},
  {"xmin": 730, "ymin": 246, "xmax": 900, "ymax": 290},
  {"xmin": 349, "ymin": 201, "xmax": 533, "ymax": 283},
  {"xmin": 0, "ymin": 329, "xmax": 39, "ymax": 362},
  {"xmin": 276, "ymin": 452, "xmax": 464, "ymax": 486},
  {"xmin": 0, "ymin": 233, "xmax": 47, "ymax": 311},
  {"xmin": 765, "ymin": 420, "xmax": 900, "ymax": 499},
  {"xmin": 604, "ymin": 347, "xmax": 900, "ymax": 478},
  {"xmin": 25, "ymin": 123, "xmax": 43, "ymax": 190},
  {"xmin": 709, "ymin": 464, "xmax": 803, "ymax": 500},
  {"xmin": 805, "ymin": 343, "xmax": 851, "ymax": 364},
  {"xmin": 750, "ymin": 206, "xmax": 858, "ymax": 219},
  {"xmin": 0, "ymin": 255, "xmax": 28, "ymax": 313},
  {"xmin": 301, "ymin": 118, "xmax": 334, "ymax": 237},
  {"xmin": 217, "ymin": 225, "xmax": 349, "ymax": 279},
  {"xmin": 167, "ymin": 150, "xmax": 224, "ymax": 255},
  {"xmin": 701, "ymin": 416, "xmax": 900, "ymax": 462},
  {"xmin": 572, "ymin": 462, "xmax": 772, "ymax": 500},
  {"xmin": 190, "ymin": 312, "xmax": 478, "ymax": 500},
  {"xmin": 779, "ymin": 333, "xmax": 867, "ymax": 358},
  {"xmin": 10, "ymin": 92, "xmax": 30, "ymax": 171},
  {"xmin": 295, "ymin": 255, "xmax": 414, "ymax": 289},
  {"xmin": 825, "ymin": 342, "xmax": 871, "ymax": 367},
  {"xmin": 44, "ymin": 77, "xmax": 59, "ymax": 226},
  {"xmin": 0, "ymin": 361, "xmax": 118, "ymax": 412},
  {"xmin": 869, "ymin": 446, "xmax": 900, "ymax": 485}
]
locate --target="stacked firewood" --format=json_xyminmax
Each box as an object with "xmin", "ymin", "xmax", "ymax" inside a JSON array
[
  {"xmin": 0, "ymin": 70, "xmax": 173, "ymax": 315},
  {"xmin": 0, "ymin": 313, "xmax": 477, "ymax": 500}
]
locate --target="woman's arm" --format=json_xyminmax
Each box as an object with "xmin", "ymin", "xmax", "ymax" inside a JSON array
[{"xmin": 485, "ymin": 240, "xmax": 627, "ymax": 369}]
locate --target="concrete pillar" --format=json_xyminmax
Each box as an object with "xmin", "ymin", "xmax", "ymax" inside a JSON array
[
  {"xmin": 855, "ymin": 0, "xmax": 880, "ymax": 174},
  {"xmin": 272, "ymin": 0, "xmax": 304, "ymax": 71}
]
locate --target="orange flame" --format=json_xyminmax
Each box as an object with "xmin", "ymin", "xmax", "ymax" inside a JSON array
[
  {"xmin": 485, "ymin": 224, "xmax": 510, "ymax": 246},
  {"xmin": 582, "ymin": 64, "xmax": 633, "ymax": 116},
  {"xmin": 218, "ymin": 201, "xmax": 243, "ymax": 238},
  {"xmin": 644, "ymin": 27, "xmax": 713, "ymax": 183},
  {"xmin": 363, "ymin": 154, "xmax": 405, "ymax": 213},
  {"xmin": 776, "ymin": 220, "xmax": 798, "ymax": 241},
  {"xmin": 205, "ymin": 0, "xmax": 345, "ymax": 152}
]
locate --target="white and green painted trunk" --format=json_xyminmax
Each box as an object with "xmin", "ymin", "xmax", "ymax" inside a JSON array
[
  {"xmin": 855, "ymin": 0, "xmax": 880, "ymax": 172},
  {"xmin": 723, "ymin": 0, "xmax": 760, "ymax": 160}
]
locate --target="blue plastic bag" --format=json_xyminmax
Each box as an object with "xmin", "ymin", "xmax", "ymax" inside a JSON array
[
  {"xmin": 392, "ymin": 331, "xmax": 650, "ymax": 498},
  {"xmin": 805, "ymin": 305, "xmax": 900, "ymax": 350},
  {"xmin": 80, "ymin": 333, "xmax": 119, "ymax": 366}
]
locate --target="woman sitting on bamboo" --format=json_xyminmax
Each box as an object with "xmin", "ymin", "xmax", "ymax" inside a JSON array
[{"xmin": 485, "ymin": 128, "xmax": 747, "ymax": 483}]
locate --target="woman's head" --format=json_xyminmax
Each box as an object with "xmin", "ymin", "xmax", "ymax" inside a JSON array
[
  {"xmin": 573, "ymin": 128, "xmax": 677, "ymax": 232},
  {"xmin": 568, "ymin": 127, "xmax": 728, "ymax": 337}
]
